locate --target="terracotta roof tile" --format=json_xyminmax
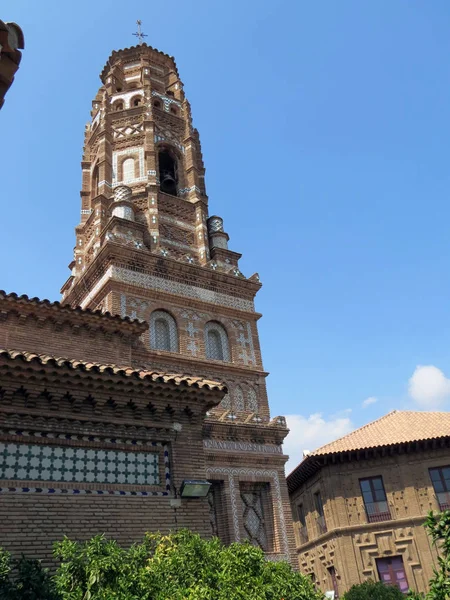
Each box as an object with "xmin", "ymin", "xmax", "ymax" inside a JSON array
[
  {"xmin": 0, "ymin": 290, "xmax": 147, "ymax": 331},
  {"xmin": 0, "ymin": 348, "xmax": 226, "ymax": 392},
  {"xmin": 312, "ymin": 410, "xmax": 450, "ymax": 455}
]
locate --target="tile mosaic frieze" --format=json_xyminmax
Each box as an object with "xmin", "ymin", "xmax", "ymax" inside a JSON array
[{"xmin": 0, "ymin": 442, "xmax": 160, "ymax": 486}]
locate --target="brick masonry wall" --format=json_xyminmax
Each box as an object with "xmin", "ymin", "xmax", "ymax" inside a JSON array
[
  {"xmin": 289, "ymin": 448, "xmax": 450, "ymax": 594},
  {"xmin": 0, "ymin": 352, "xmax": 215, "ymax": 564},
  {"xmin": 0, "ymin": 310, "xmax": 134, "ymax": 366},
  {"xmin": 0, "ymin": 494, "xmax": 211, "ymax": 566}
]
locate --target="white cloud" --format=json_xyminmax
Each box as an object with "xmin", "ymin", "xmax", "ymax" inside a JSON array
[
  {"xmin": 362, "ymin": 396, "xmax": 377, "ymax": 408},
  {"xmin": 283, "ymin": 413, "xmax": 354, "ymax": 475},
  {"xmin": 408, "ymin": 365, "xmax": 450, "ymax": 409}
]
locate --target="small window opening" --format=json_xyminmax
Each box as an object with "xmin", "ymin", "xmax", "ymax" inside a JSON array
[
  {"xmin": 153, "ymin": 100, "xmax": 161, "ymax": 109},
  {"xmin": 133, "ymin": 98, "xmax": 142, "ymax": 107},
  {"xmin": 115, "ymin": 101, "xmax": 123, "ymax": 111},
  {"xmin": 92, "ymin": 166, "xmax": 99, "ymax": 198},
  {"xmin": 170, "ymin": 106, "xmax": 178, "ymax": 115},
  {"xmin": 158, "ymin": 149, "xmax": 178, "ymax": 196},
  {"xmin": 116, "ymin": 86, "xmax": 122, "ymax": 92},
  {"xmin": 122, "ymin": 157, "xmax": 135, "ymax": 183},
  {"xmin": 167, "ymin": 90, "xmax": 175, "ymax": 97}
]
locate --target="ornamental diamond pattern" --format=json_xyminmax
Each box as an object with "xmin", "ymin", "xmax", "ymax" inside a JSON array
[
  {"xmin": 241, "ymin": 487, "xmax": 268, "ymax": 551},
  {"xmin": 0, "ymin": 442, "xmax": 160, "ymax": 486}
]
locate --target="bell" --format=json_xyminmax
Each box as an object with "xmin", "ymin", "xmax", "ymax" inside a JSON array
[
  {"xmin": 161, "ymin": 170, "xmax": 176, "ymax": 186},
  {"xmin": 160, "ymin": 170, "xmax": 177, "ymax": 195}
]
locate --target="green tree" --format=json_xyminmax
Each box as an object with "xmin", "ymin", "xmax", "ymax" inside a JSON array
[
  {"xmin": 52, "ymin": 529, "xmax": 323, "ymax": 600},
  {"xmin": 343, "ymin": 579, "xmax": 405, "ymax": 600},
  {"xmin": 0, "ymin": 548, "xmax": 58, "ymax": 600},
  {"xmin": 418, "ymin": 510, "xmax": 450, "ymax": 600}
]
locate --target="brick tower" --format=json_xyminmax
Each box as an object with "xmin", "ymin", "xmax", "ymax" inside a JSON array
[{"xmin": 61, "ymin": 41, "xmax": 295, "ymax": 562}]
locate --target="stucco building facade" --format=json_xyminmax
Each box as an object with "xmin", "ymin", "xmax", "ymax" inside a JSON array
[
  {"xmin": 0, "ymin": 41, "xmax": 295, "ymax": 564},
  {"xmin": 287, "ymin": 411, "xmax": 450, "ymax": 597}
]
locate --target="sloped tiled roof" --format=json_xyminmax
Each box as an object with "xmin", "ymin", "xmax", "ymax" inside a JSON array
[
  {"xmin": 313, "ymin": 410, "xmax": 450, "ymax": 455},
  {"xmin": 0, "ymin": 348, "xmax": 226, "ymax": 392},
  {"xmin": 0, "ymin": 290, "xmax": 143, "ymax": 327},
  {"xmin": 287, "ymin": 410, "xmax": 450, "ymax": 492}
]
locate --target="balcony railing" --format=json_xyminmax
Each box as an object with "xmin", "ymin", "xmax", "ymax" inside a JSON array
[
  {"xmin": 437, "ymin": 493, "xmax": 450, "ymax": 511},
  {"xmin": 365, "ymin": 501, "xmax": 391, "ymax": 523},
  {"xmin": 316, "ymin": 515, "xmax": 327, "ymax": 535}
]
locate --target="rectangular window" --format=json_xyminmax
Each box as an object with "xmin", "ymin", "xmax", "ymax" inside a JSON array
[
  {"xmin": 240, "ymin": 482, "xmax": 274, "ymax": 552},
  {"xmin": 297, "ymin": 503, "xmax": 306, "ymax": 525},
  {"xmin": 376, "ymin": 556, "xmax": 409, "ymax": 593},
  {"xmin": 429, "ymin": 466, "xmax": 450, "ymax": 511},
  {"xmin": 314, "ymin": 491, "xmax": 327, "ymax": 534},
  {"xmin": 359, "ymin": 476, "xmax": 391, "ymax": 523},
  {"xmin": 297, "ymin": 503, "xmax": 308, "ymax": 544},
  {"xmin": 327, "ymin": 566, "xmax": 339, "ymax": 598}
]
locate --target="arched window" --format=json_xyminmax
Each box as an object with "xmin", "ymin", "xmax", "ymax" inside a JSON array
[
  {"xmin": 153, "ymin": 100, "xmax": 161, "ymax": 109},
  {"xmin": 122, "ymin": 158, "xmax": 135, "ymax": 183},
  {"xmin": 204, "ymin": 321, "xmax": 230, "ymax": 361},
  {"xmin": 132, "ymin": 96, "xmax": 142, "ymax": 107},
  {"xmin": 247, "ymin": 387, "xmax": 258, "ymax": 412},
  {"xmin": 113, "ymin": 101, "xmax": 123, "ymax": 111},
  {"xmin": 221, "ymin": 391, "xmax": 231, "ymax": 410},
  {"xmin": 170, "ymin": 106, "xmax": 178, "ymax": 116},
  {"xmin": 234, "ymin": 386, "xmax": 245, "ymax": 411},
  {"xmin": 92, "ymin": 166, "xmax": 99, "ymax": 198},
  {"xmin": 150, "ymin": 310, "xmax": 178, "ymax": 352},
  {"xmin": 158, "ymin": 149, "xmax": 178, "ymax": 196}
]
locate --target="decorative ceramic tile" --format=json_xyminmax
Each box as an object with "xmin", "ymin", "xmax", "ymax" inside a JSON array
[
  {"xmin": 0, "ymin": 442, "xmax": 159, "ymax": 486},
  {"xmin": 247, "ymin": 387, "xmax": 258, "ymax": 412},
  {"xmin": 0, "ymin": 431, "xmax": 172, "ymax": 496},
  {"xmin": 203, "ymin": 440, "xmax": 282, "ymax": 455},
  {"xmin": 80, "ymin": 267, "xmax": 255, "ymax": 312},
  {"xmin": 241, "ymin": 486, "xmax": 268, "ymax": 550},
  {"xmin": 234, "ymin": 386, "xmax": 245, "ymax": 411}
]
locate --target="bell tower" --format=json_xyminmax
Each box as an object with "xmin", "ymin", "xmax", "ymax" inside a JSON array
[{"xmin": 61, "ymin": 40, "xmax": 295, "ymax": 561}]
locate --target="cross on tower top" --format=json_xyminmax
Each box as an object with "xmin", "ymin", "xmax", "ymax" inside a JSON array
[{"xmin": 133, "ymin": 20, "xmax": 148, "ymax": 45}]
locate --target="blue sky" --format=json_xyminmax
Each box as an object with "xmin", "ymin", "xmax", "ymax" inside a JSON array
[{"xmin": 3, "ymin": 1, "xmax": 450, "ymax": 470}]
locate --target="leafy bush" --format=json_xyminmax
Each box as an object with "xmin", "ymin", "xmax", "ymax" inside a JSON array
[
  {"xmin": 52, "ymin": 529, "xmax": 323, "ymax": 600},
  {"xmin": 343, "ymin": 579, "xmax": 405, "ymax": 600},
  {"xmin": 420, "ymin": 510, "xmax": 450, "ymax": 600},
  {"xmin": 0, "ymin": 549, "xmax": 58, "ymax": 600}
]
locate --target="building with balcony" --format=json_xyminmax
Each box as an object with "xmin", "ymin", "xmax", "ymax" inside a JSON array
[{"xmin": 287, "ymin": 410, "xmax": 450, "ymax": 597}]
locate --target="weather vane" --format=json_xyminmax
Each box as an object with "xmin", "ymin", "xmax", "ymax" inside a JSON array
[{"xmin": 133, "ymin": 20, "xmax": 148, "ymax": 45}]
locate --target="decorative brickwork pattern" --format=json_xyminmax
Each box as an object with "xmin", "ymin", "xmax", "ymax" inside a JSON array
[
  {"xmin": 241, "ymin": 483, "xmax": 269, "ymax": 550},
  {"xmin": 50, "ymin": 41, "xmax": 297, "ymax": 567}
]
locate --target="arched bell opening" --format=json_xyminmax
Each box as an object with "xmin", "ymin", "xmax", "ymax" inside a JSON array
[{"xmin": 158, "ymin": 149, "xmax": 178, "ymax": 196}]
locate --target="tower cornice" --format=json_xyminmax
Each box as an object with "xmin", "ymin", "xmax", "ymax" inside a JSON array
[
  {"xmin": 62, "ymin": 242, "xmax": 262, "ymax": 312},
  {"xmin": 100, "ymin": 43, "xmax": 179, "ymax": 84}
]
